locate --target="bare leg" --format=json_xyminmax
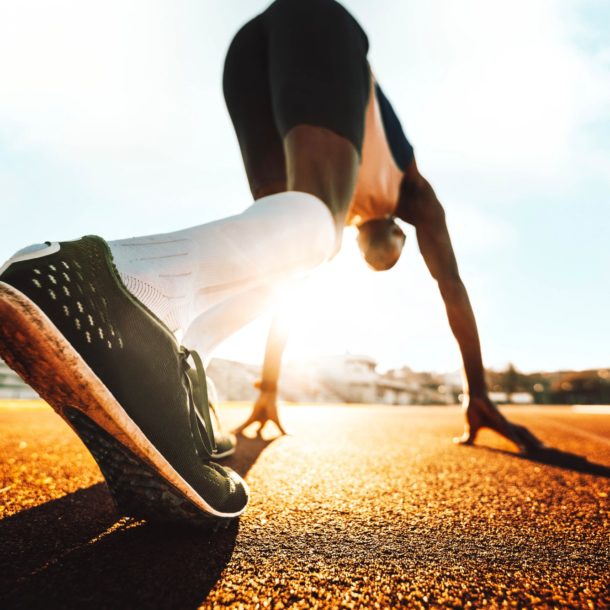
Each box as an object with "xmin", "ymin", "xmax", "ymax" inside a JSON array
[{"xmin": 284, "ymin": 124, "xmax": 359, "ymax": 244}]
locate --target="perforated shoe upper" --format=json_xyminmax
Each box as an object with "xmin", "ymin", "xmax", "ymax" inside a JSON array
[{"xmin": 0, "ymin": 236, "xmax": 248, "ymax": 515}]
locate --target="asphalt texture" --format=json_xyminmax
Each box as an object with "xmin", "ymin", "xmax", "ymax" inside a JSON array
[{"xmin": 0, "ymin": 401, "xmax": 609, "ymax": 609}]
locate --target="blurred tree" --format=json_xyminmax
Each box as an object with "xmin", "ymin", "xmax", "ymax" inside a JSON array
[
  {"xmin": 502, "ymin": 362, "xmax": 520, "ymax": 403},
  {"xmin": 550, "ymin": 370, "xmax": 610, "ymax": 404}
]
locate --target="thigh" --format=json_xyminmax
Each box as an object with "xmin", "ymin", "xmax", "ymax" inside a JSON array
[
  {"xmin": 263, "ymin": 0, "xmax": 370, "ymax": 155},
  {"xmin": 261, "ymin": 0, "xmax": 369, "ymax": 220},
  {"xmin": 223, "ymin": 16, "xmax": 286, "ymax": 199}
]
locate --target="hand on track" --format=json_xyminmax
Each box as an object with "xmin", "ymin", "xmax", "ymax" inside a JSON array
[
  {"xmin": 454, "ymin": 394, "xmax": 544, "ymax": 453},
  {"xmin": 234, "ymin": 388, "xmax": 287, "ymax": 437}
]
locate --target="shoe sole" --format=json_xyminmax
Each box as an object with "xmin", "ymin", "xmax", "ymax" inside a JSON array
[
  {"xmin": 0, "ymin": 281, "xmax": 247, "ymax": 525},
  {"xmin": 64, "ymin": 407, "xmax": 231, "ymax": 528}
]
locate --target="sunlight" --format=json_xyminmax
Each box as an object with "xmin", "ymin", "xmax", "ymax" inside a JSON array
[
  {"xmin": 274, "ymin": 229, "xmax": 380, "ymax": 361},
  {"xmin": 250, "ymin": 227, "xmax": 444, "ymax": 368},
  {"xmin": 211, "ymin": 224, "xmax": 458, "ymax": 370},
  {"xmin": 211, "ymin": 228, "xmax": 385, "ymax": 365}
]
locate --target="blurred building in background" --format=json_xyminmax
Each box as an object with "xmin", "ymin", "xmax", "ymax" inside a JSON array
[
  {"xmin": 1, "ymin": 357, "xmax": 608, "ymax": 405},
  {"xmin": 206, "ymin": 354, "xmax": 461, "ymax": 405}
]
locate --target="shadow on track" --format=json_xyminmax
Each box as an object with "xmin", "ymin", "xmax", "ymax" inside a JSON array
[
  {"xmin": 480, "ymin": 445, "xmax": 610, "ymax": 478},
  {"xmin": 0, "ymin": 434, "xmax": 275, "ymax": 610},
  {"xmin": 222, "ymin": 432, "xmax": 275, "ymax": 477}
]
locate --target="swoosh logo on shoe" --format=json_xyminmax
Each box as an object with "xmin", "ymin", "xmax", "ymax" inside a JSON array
[{"xmin": 0, "ymin": 242, "xmax": 61, "ymax": 276}]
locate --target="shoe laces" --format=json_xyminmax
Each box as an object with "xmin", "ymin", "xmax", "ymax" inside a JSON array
[{"xmin": 180, "ymin": 347, "xmax": 217, "ymax": 458}]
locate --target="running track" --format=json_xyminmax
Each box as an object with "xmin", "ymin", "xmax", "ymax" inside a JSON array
[{"xmin": 1, "ymin": 402, "xmax": 609, "ymax": 609}]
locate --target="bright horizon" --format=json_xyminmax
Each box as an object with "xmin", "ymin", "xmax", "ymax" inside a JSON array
[{"xmin": 1, "ymin": 1, "xmax": 609, "ymax": 373}]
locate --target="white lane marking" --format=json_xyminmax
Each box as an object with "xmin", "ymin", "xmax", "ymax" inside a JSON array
[
  {"xmin": 572, "ymin": 405, "xmax": 610, "ymax": 415},
  {"xmin": 548, "ymin": 418, "xmax": 610, "ymax": 447}
]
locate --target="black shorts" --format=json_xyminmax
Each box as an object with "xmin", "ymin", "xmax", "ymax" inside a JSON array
[{"xmin": 223, "ymin": 0, "xmax": 371, "ymax": 189}]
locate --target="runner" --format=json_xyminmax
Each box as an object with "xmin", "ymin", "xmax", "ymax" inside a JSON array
[
  {"xmin": 0, "ymin": 0, "xmax": 540, "ymax": 527},
  {"xmin": 225, "ymin": 0, "xmax": 542, "ymax": 452}
]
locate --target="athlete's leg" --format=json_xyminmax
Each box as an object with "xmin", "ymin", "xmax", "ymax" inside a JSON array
[
  {"xmin": 106, "ymin": 9, "xmax": 354, "ymax": 337},
  {"xmin": 284, "ymin": 126, "xmax": 359, "ymax": 235},
  {"xmin": 108, "ymin": 191, "xmax": 334, "ymax": 335},
  {"xmin": 222, "ymin": 15, "xmax": 287, "ymax": 200},
  {"xmin": 224, "ymin": 0, "xmax": 369, "ymax": 235},
  {"xmin": 265, "ymin": 0, "xmax": 370, "ymax": 236},
  {"xmin": 112, "ymin": 1, "xmax": 369, "ymax": 346}
]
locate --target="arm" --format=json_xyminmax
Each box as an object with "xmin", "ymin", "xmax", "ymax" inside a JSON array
[
  {"xmin": 402, "ymin": 175, "xmax": 486, "ymax": 396},
  {"xmin": 398, "ymin": 162, "xmax": 542, "ymax": 451},
  {"xmin": 234, "ymin": 309, "xmax": 290, "ymax": 435},
  {"xmin": 259, "ymin": 307, "xmax": 290, "ymax": 394}
]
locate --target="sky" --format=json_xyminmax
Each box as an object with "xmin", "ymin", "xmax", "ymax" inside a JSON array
[{"xmin": 0, "ymin": 0, "xmax": 608, "ymax": 373}]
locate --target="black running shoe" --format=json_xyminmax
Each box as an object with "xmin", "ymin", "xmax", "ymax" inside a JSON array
[{"xmin": 0, "ymin": 237, "xmax": 248, "ymax": 526}]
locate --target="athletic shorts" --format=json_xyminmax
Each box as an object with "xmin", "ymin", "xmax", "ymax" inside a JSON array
[{"xmin": 223, "ymin": 0, "xmax": 371, "ymax": 180}]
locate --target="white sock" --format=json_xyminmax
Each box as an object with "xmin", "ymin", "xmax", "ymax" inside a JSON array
[{"xmin": 108, "ymin": 191, "xmax": 335, "ymax": 333}]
